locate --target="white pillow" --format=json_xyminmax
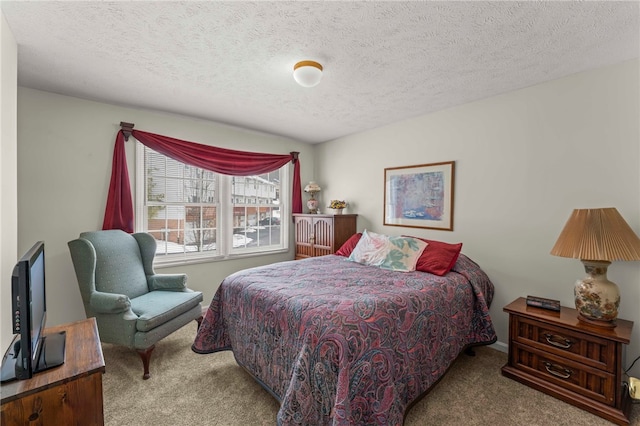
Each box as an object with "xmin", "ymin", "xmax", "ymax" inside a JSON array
[{"xmin": 348, "ymin": 230, "xmax": 428, "ymax": 272}]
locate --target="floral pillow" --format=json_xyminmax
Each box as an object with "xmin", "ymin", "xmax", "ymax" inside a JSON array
[{"xmin": 348, "ymin": 230, "xmax": 428, "ymax": 272}]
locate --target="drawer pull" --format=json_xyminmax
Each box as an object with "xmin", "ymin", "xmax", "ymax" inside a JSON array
[
  {"xmin": 544, "ymin": 333, "xmax": 573, "ymax": 349},
  {"xmin": 544, "ymin": 362, "xmax": 572, "ymax": 379}
]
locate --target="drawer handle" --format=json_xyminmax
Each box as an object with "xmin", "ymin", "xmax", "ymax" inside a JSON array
[
  {"xmin": 544, "ymin": 362, "xmax": 572, "ymax": 379},
  {"xmin": 544, "ymin": 333, "xmax": 573, "ymax": 349}
]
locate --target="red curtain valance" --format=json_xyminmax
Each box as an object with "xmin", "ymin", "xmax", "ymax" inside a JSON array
[{"xmin": 103, "ymin": 128, "xmax": 302, "ymax": 233}]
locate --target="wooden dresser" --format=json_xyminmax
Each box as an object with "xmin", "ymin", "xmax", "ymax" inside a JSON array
[
  {"xmin": 1, "ymin": 318, "xmax": 105, "ymax": 426},
  {"xmin": 502, "ymin": 297, "xmax": 633, "ymax": 425},
  {"xmin": 293, "ymin": 213, "xmax": 357, "ymax": 259}
]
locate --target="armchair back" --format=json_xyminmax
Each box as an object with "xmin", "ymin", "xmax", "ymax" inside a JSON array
[{"xmin": 78, "ymin": 230, "xmax": 150, "ymax": 299}]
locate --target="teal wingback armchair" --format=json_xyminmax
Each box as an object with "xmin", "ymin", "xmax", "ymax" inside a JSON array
[{"xmin": 68, "ymin": 230, "xmax": 203, "ymax": 379}]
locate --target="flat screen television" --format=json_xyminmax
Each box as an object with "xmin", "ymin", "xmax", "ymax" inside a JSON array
[{"xmin": 1, "ymin": 241, "xmax": 65, "ymax": 382}]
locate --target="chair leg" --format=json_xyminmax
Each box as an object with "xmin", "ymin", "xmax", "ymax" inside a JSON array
[
  {"xmin": 196, "ymin": 315, "xmax": 203, "ymax": 330},
  {"xmin": 136, "ymin": 346, "xmax": 155, "ymax": 380}
]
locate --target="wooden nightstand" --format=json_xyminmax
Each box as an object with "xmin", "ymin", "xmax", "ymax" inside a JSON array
[{"xmin": 502, "ymin": 297, "xmax": 633, "ymax": 425}]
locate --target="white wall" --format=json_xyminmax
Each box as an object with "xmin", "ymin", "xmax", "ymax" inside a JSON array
[
  {"xmin": 14, "ymin": 88, "xmax": 315, "ymax": 331},
  {"xmin": 0, "ymin": 11, "xmax": 18, "ymax": 355},
  {"xmin": 314, "ymin": 60, "xmax": 640, "ymax": 376}
]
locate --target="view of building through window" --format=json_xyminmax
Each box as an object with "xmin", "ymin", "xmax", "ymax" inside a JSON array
[{"xmin": 138, "ymin": 145, "xmax": 285, "ymax": 259}]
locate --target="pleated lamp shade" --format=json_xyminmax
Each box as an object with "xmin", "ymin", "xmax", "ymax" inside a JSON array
[
  {"xmin": 550, "ymin": 208, "xmax": 640, "ymax": 261},
  {"xmin": 550, "ymin": 207, "xmax": 640, "ymax": 327}
]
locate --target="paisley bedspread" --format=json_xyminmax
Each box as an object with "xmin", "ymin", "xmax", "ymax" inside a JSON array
[{"xmin": 192, "ymin": 254, "xmax": 496, "ymax": 425}]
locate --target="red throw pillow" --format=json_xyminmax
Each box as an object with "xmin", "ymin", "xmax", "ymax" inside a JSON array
[
  {"xmin": 335, "ymin": 233, "xmax": 362, "ymax": 257},
  {"xmin": 405, "ymin": 236, "xmax": 462, "ymax": 276}
]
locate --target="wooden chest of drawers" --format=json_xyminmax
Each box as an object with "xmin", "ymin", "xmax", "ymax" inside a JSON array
[{"xmin": 502, "ymin": 297, "xmax": 633, "ymax": 425}]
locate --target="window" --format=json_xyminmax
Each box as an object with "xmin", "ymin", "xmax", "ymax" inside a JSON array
[{"xmin": 136, "ymin": 144, "xmax": 288, "ymax": 264}]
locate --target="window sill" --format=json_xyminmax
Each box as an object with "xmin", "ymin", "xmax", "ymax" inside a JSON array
[{"xmin": 153, "ymin": 248, "xmax": 290, "ymax": 269}]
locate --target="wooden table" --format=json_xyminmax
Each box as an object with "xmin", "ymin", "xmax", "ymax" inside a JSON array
[{"xmin": 1, "ymin": 318, "xmax": 105, "ymax": 425}]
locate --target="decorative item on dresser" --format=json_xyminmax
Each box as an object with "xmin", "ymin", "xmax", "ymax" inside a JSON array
[
  {"xmin": 303, "ymin": 181, "xmax": 321, "ymax": 214},
  {"xmin": 328, "ymin": 199, "xmax": 347, "ymax": 215},
  {"xmin": 550, "ymin": 207, "xmax": 640, "ymax": 328},
  {"xmin": 293, "ymin": 213, "xmax": 357, "ymax": 259},
  {"xmin": 502, "ymin": 297, "xmax": 634, "ymax": 425}
]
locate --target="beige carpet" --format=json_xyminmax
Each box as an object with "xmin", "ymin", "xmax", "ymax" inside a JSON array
[{"xmin": 102, "ymin": 324, "xmax": 639, "ymax": 425}]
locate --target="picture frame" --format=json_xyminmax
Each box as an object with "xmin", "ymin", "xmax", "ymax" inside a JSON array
[{"xmin": 383, "ymin": 161, "xmax": 455, "ymax": 231}]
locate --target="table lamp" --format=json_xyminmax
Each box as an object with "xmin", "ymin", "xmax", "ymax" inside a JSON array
[
  {"xmin": 304, "ymin": 182, "xmax": 321, "ymax": 214},
  {"xmin": 550, "ymin": 208, "xmax": 640, "ymax": 327}
]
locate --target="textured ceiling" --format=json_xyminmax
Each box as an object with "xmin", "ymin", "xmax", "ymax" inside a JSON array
[{"xmin": 1, "ymin": 1, "xmax": 638, "ymax": 144}]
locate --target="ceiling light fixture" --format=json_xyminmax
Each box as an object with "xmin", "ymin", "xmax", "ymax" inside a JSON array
[{"xmin": 293, "ymin": 60, "xmax": 323, "ymax": 87}]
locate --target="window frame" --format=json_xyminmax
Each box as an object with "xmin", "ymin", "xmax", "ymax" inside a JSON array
[{"xmin": 135, "ymin": 142, "xmax": 289, "ymax": 266}]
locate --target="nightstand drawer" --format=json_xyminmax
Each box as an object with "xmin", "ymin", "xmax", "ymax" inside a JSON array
[
  {"xmin": 512, "ymin": 315, "xmax": 616, "ymax": 373},
  {"xmin": 511, "ymin": 342, "xmax": 616, "ymax": 406}
]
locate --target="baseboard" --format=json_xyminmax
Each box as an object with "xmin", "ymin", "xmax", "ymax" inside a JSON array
[{"xmin": 489, "ymin": 340, "xmax": 508, "ymax": 353}]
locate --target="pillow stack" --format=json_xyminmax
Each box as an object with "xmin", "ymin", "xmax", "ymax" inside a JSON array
[{"xmin": 335, "ymin": 230, "xmax": 462, "ymax": 276}]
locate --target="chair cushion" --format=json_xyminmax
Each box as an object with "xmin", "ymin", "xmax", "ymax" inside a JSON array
[{"xmin": 130, "ymin": 291, "xmax": 203, "ymax": 332}]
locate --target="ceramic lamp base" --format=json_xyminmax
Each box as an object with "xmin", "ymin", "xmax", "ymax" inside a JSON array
[
  {"xmin": 307, "ymin": 198, "xmax": 319, "ymax": 214},
  {"xmin": 574, "ymin": 260, "xmax": 619, "ymax": 328}
]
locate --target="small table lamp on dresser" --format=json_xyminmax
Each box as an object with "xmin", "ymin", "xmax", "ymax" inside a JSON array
[
  {"xmin": 304, "ymin": 181, "xmax": 321, "ymax": 214},
  {"xmin": 550, "ymin": 207, "xmax": 640, "ymax": 328}
]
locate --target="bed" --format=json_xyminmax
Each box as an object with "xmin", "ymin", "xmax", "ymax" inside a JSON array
[{"xmin": 192, "ymin": 251, "xmax": 496, "ymax": 425}]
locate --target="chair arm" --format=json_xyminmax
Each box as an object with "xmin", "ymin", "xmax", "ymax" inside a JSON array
[
  {"xmin": 89, "ymin": 291, "xmax": 132, "ymax": 314},
  {"xmin": 148, "ymin": 274, "xmax": 187, "ymax": 291},
  {"xmin": 93, "ymin": 311, "xmax": 139, "ymax": 347}
]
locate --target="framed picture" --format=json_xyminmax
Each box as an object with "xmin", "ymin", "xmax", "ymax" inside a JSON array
[{"xmin": 383, "ymin": 161, "xmax": 455, "ymax": 231}]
